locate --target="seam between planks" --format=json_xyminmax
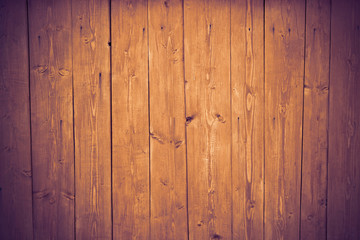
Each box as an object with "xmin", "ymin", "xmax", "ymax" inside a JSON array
[
  {"xmin": 325, "ymin": 0, "xmax": 333, "ymax": 239},
  {"xmin": 182, "ymin": 0, "xmax": 190, "ymax": 239},
  {"xmin": 229, "ymin": 0, "xmax": 233, "ymax": 239},
  {"xmin": 299, "ymin": 0, "xmax": 308, "ymax": 239},
  {"xmin": 262, "ymin": 0, "xmax": 266, "ymax": 239},
  {"xmin": 70, "ymin": 0, "xmax": 76, "ymax": 238},
  {"xmin": 26, "ymin": 0, "xmax": 35, "ymax": 239},
  {"xmin": 109, "ymin": 0, "xmax": 113, "ymax": 239},
  {"xmin": 146, "ymin": 1, "xmax": 151, "ymax": 238}
]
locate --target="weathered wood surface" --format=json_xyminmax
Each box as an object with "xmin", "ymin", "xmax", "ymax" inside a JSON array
[
  {"xmin": 231, "ymin": 0, "xmax": 264, "ymax": 239},
  {"xmin": 148, "ymin": 0, "xmax": 188, "ymax": 239},
  {"xmin": 328, "ymin": 0, "xmax": 360, "ymax": 239},
  {"xmin": 28, "ymin": 0, "xmax": 75, "ymax": 238},
  {"xmin": 264, "ymin": 0, "xmax": 305, "ymax": 239},
  {"xmin": 72, "ymin": 0, "xmax": 112, "ymax": 239},
  {"xmin": 301, "ymin": 0, "xmax": 330, "ymax": 239},
  {"xmin": 0, "ymin": 1, "xmax": 359, "ymax": 239},
  {"xmin": 111, "ymin": 0, "xmax": 150, "ymax": 239},
  {"xmin": 0, "ymin": 0, "xmax": 33, "ymax": 238},
  {"xmin": 184, "ymin": 0, "xmax": 232, "ymax": 239}
]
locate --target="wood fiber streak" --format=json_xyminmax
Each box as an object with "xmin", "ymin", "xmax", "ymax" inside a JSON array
[
  {"xmin": 301, "ymin": 0, "xmax": 330, "ymax": 239},
  {"xmin": 28, "ymin": 0, "xmax": 75, "ymax": 238},
  {"xmin": 328, "ymin": 0, "xmax": 360, "ymax": 239},
  {"xmin": 231, "ymin": 0, "xmax": 264, "ymax": 239},
  {"xmin": 0, "ymin": 0, "xmax": 33, "ymax": 238},
  {"xmin": 111, "ymin": 0, "xmax": 150, "ymax": 239},
  {"xmin": 264, "ymin": 0, "xmax": 305, "ymax": 239},
  {"xmin": 148, "ymin": 0, "xmax": 188, "ymax": 239},
  {"xmin": 184, "ymin": 0, "xmax": 232, "ymax": 239},
  {"xmin": 72, "ymin": 0, "xmax": 111, "ymax": 239}
]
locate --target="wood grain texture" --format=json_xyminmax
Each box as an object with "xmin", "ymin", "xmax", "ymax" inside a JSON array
[
  {"xmin": 328, "ymin": 0, "xmax": 360, "ymax": 239},
  {"xmin": 72, "ymin": 0, "xmax": 111, "ymax": 239},
  {"xmin": 28, "ymin": 0, "xmax": 75, "ymax": 238},
  {"xmin": 231, "ymin": 0, "xmax": 264, "ymax": 239},
  {"xmin": 0, "ymin": 0, "xmax": 33, "ymax": 238},
  {"xmin": 184, "ymin": 0, "xmax": 232, "ymax": 239},
  {"xmin": 148, "ymin": 0, "xmax": 188, "ymax": 239},
  {"xmin": 301, "ymin": 0, "xmax": 330, "ymax": 239},
  {"xmin": 111, "ymin": 0, "xmax": 150, "ymax": 239},
  {"xmin": 264, "ymin": 0, "xmax": 305, "ymax": 239}
]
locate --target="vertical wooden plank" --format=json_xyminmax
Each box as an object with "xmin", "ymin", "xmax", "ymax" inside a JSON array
[
  {"xmin": 300, "ymin": 0, "xmax": 330, "ymax": 239},
  {"xmin": 111, "ymin": 0, "xmax": 150, "ymax": 239},
  {"xmin": 0, "ymin": 0, "xmax": 33, "ymax": 238},
  {"xmin": 184, "ymin": 0, "xmax": 231, "ymax": 239},
  {"xmin": 72, "ymin": 0, "xmax": 111, "ymax": 239},
  {"xmin": 231, "ymin": 0, "xmax": 264, "ymax": 239},
  {"xmin": 328, "ymin": 0, "xmax": 360, "ymax": 239},
  {"xmin": 148, "ymin": 0, "xmax": 188, "ymax": 239},
  {"xmin": 28, "ymin": 0, "xmax": 74, "ymax": 238},
  {"xmin": 264, "ymin": 0, "xmax": 305, "ymax": 239}
]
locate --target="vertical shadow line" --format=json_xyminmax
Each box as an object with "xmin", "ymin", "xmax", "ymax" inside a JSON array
[
  {"xmin": 26, "ymin": 0, "xmax": 35, "ymax": 239},
  {"xmin": 262, "ymin": 0, "xmax": 266, "ymax": 239},
  {"xmin": 146, "ymin": 0, "xmax": 151, "ymax": 238},
  {"xmin": 325, "ymin": 0, "xmax": 333, "ymax": 239},
  {"xmin": 109, "ymin": 0, "xmax": 113, "ymax": 239},
  {"xmin": 299, "ymin": 0, "xmax": 308, "ymax": 239},
  {"xmin": 182, "ymin": 0, "xmax": 190, "ymax": 239}
]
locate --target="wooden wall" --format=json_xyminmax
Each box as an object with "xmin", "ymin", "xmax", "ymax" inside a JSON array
[{"xmin": 0, "ymin": 0, "xmax": 359, "ymax": 239}]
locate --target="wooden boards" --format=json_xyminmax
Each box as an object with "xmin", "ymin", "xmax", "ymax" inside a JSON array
[
  {"xmin": 264, "ymin": 0, "xmax": 305, "ymax": 239},
  {"xmin": 231, "ymin": 0, "xmax": 264, "ymax": 239},
  {"xmin": 184, "ymin": 0, "xmax": 231, "ymax": 239},
  {"xmin": 3, "ymin": 1, "xmax": 360, "ymax": 239},
  {"xmin": 28, "ymin": 0, "xmax": 75, "ymax": 238},
  {"xmin": 72, "ymin": 0, "xmax": 112, "ymax": 239},
  {"xmin": 301, "ymin": 0, "xmax": 330, "ymax": 239},
  {"xmin": 0, "ymin": 0, "xmax": 33, "ymax": 238},
  {"xmin": 111, "ymin": 0, "xmax": 150, "ymax": 239},
  {"xmin": 148, "ymin": 0, "xmax": 188, "ymax": 239},
  {"xmin": 328, "ymin": 0, "xmax": 360, "ymax": 239}
]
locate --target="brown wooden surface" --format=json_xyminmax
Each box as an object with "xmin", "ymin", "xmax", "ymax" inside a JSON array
[
  {"xmin": 111, "ymin": 0, "xmax": 150, "ymax": 239},
  {"xmin": 1, "ymin": 1, "xmax": 360, "ymax": 239},
  {"xmin": 328, "ymin": 0, "xmax": 360, "ymax": 239},
  {"xmin": 231, "ymin": 0, "xmax": 264, "ymax": 239},
  {"xmin": 28, "ymin": 0, "xmax": 75, "ymax": 238},
  {"xmin": 301, "ymin": 0, "xmax": 330, "ymax": 239},
  {"xmin": 264, "ymin": 0, "xmax": 305, "ymax": 239},
  {"xmin": 184, "ymin": 0, "xmax": 232, "ymax": 239},
  {"xmin": 148, "ymin": 0, "xmax": 188, "ymax": 239},
  {"xmin": 0, "ymin": 0, "xmax": 33, "ymax": 239},
  {"xmin": 72, "ymin": 0, "xmax": 112, "ymax": 239}
]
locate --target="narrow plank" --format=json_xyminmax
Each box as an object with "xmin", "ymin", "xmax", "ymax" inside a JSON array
[
  {"xmin": 231, "ymin": 0, "xmax": 264, "ymax": 239},
  {"xmin": 184, "ymin": 0, "xmax": 232, "ymax": 239},
  {"xmin": 0, "ymin": 0, "xmax": 33, "ymax": 238},
  {"xmin": 148, "ymin": 0, "xmax": 188, "ymax": 239},
  {"xmin": 72, "ymin": 0, "xmax": 111, "ymax": 239},
  {"xmin": 28, "ymin": 0, "xmax": 74, "ymax": 238},
  {"xmin": 111, "ymin": 0, "xmax": 150, "ymax": 238},
  {"xmin": 300, "ymin": 0, "xmax": 330, "ymax": 239},
  {"xmin": 328, "ymin": 0, "xmax": 360, "ymax": 239},
  {"xmin": 264, "ymin": 0, "xmax": 305, "ymax": 239}
]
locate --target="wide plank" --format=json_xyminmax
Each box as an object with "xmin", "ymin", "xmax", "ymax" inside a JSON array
[
  {"xmin": 328, "ymin": 0, "xmax": 360, "ymax": 239},
  {"xmin": 28, "ymin": 0, "xmax": 75, "ymax": 238},
  {"xmin": 111, "ymin": 0, "xmax": 150, "ymax": 238},
  {"xmin": 264, "ymin": 0, "xmax": 305, "ymax": 239},
  {"xmin": 0, "ymin": 0, "xmax": 33, "ymax": 238},
  {"xmin": 148, "ymin": 0, "xmax": 188, "ymax": 239},
  {"xmin": 184, "ymin": 0, "xmax": 232, "ymax": 239},
  {"xmin": 231, "ymin": 0, "xmax": 265, "ymax": 239},
  {"xmin": 72, "ymin": 0, "xmax": 112, "ymax": 239}
]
